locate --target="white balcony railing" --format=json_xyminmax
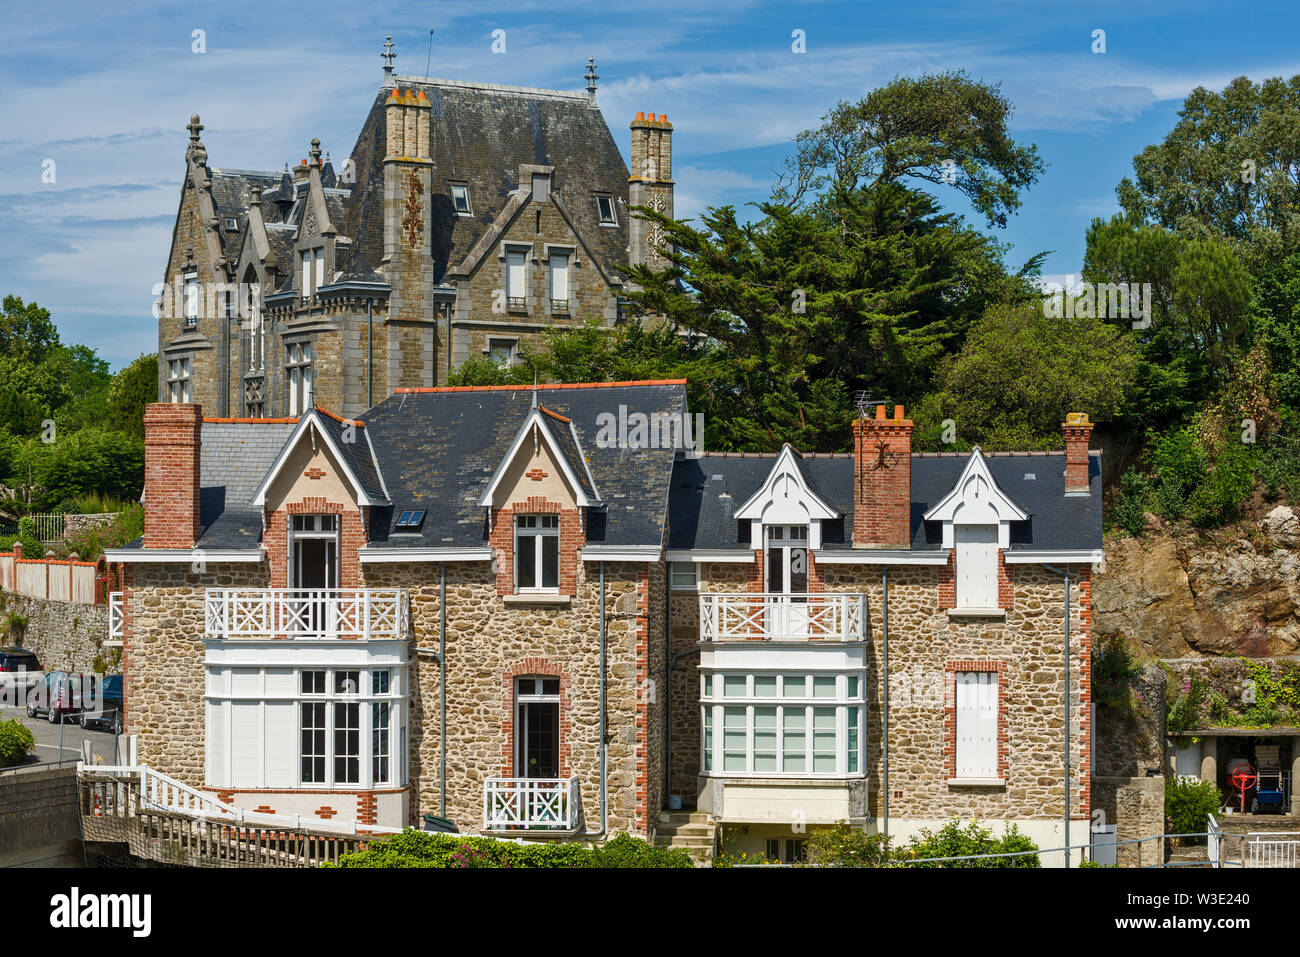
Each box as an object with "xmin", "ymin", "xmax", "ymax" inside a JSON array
[
  {"xmin": 699, "ymin": 593, "xmax": 868, "ymax": 641},
  {"xmin": 204, "ymin": 589, "xmax": 410, "ymax": 640},
  {"xmin": 483, "ymin": 776, "xmax": 579, "ymax": 830},
  {"xmin": 107, "ymin": 591, "xmax": 123, "ymax": 642}
]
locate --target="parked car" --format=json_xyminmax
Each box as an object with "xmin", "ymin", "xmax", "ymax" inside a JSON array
[
  {"xmin": 77, "ymin": 675, "xmax": 123, "ymax": 735},
  {"xmin": 26, "ymin": 671, "xmax": 83, "ymax": 724},
  {"xmin": 0, "ymin": 647, "xmax": 43, "ymax": 706}
]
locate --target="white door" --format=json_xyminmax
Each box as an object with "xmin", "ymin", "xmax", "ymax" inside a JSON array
[
  {"xmin": 955, "ymin": 524, "xmax": 999, "ymax": 609},
  {"xmin": 955, "ymin": 671, "xmax": 998, "ymax": 779}
]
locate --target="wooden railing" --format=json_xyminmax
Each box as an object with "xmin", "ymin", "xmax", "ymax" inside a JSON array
[
  {"xmin": 699, "ymin": 593, "xmax": 868, "ymax": 641},
  {"xmin": 483, "ymin": 776, "xmax": 579, "ymax": 830},
  {"xmin": 204, "ymin": 588, "xmax": 410, "ymax": 640}
]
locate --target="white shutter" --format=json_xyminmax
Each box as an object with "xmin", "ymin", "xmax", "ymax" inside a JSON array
[
  {"xmin": 206, "ymin": 700, "xmax": 226, "ymax": 787},
  {"xmin": 956, "ymin": 672, "xmax": 998, "ymax": 778},
  {"xmin": 314, "ymin": 249, "xmax": 325, "ymax": 291},
  {"xmin": 302, "ymin": 252, "xmax": 312, "ymax": 296},
  {"xmin": 955, "ymin": 524, "xmax": 999, "ymax": 608},
  {"xmin": 507, "ymin": 250, "xmax": 526, "ymax": 299},
  {"xmin": 264, "ymin": 701, "xmax": 295, "ymax": 788},
  {"xmin": 231, "ymin": 701, "xmax": 261, "ymax": 788},
  {"xmin": 549, "ymin": 252, "xmax": 569, "ymax": 301}
]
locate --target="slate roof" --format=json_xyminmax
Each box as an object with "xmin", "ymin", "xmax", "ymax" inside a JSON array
[
  {"xmin": 537, "ymin": 405, "xmax": 599, "ymax": 503},
  {"xmin": 208, "ymin": 169, "xmax": 284, "ymax": 262},
  {"xmin": 334, "ymin": 77, "xmax": 631, "ymax": 285},
  {"xmin": 196, "ymin": 420, "xmax": 296, "ymax": 549},
  {"xmin": 363, "ymin": 382, "xmax": 686, "ymax": 547},
  {"xmin": 310, "ymin": 410, "xmax": 388, "ymax": 504},
  {"xmin": 668, "ymin": 450, "xmax": 1104, "ymax": 553}
]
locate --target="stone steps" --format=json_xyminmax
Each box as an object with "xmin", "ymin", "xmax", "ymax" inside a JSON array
[{"xmin": 655, "ymin": 811, "xmax": 716, "ymax": 867}]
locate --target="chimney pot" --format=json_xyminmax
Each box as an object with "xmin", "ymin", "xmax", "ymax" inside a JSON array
[
  {"xmin": 894, "ymin": 404, "xmax": 904, "ymax": 420},
  {"xmin": 874, "ymin": 404, "xmax": 885, "ymax": 420}
]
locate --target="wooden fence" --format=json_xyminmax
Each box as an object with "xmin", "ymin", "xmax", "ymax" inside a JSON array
[{"xmin": 0, "ymin": 551, "xmax": 105, "ymax": 604}]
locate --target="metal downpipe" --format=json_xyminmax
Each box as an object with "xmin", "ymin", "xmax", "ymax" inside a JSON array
[{"xmin": 1044, "ymin": 563, "xmax": 1072, "ymax": 867}]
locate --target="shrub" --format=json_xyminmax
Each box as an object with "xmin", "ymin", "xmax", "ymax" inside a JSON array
[
  {"xmin": 1111, "ymin": 468, "xmax": 1153, "ymax": 535},
  {"xmin": 806, "ymin": 822, "xmax": 892, "ymax": 867},
  {"xmin": 0, "ymin": 719, "xmax": 35, "ymax": 766},
  {"xmin": 1165, "ymin": 775, "xmax": 1221, "ymax": 835},
  {"xmin": 1093, "ymin": 635, "xmax": 1142, "ymax": 710},
  {"xmin": 903, "ymin": 820, "xmax": 1041, "ymax": 867},
  {"xmin": 1165, "ymin": 672, "xmax": 1208, "ymax": 735},
  {"xmin": 328, "ymin": 829, "xmax": 687, "ymax": 869}
]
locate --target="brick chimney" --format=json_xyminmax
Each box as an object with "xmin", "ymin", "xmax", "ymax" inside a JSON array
[
  {"xmin": 852, "ymin": 404, "xmax": 913, "ymax": 547},
  {"xmin": 144, "ymin": 403, "xmax": 203, "ymax": 549},
  {"xmin": 1063, "ymin": 412, "xmax": 1093, "ymax": 494}
]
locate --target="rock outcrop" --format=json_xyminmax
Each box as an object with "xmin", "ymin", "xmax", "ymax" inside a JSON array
[{"xmin": 1094, "ymin": 505, "xmax": 1300, "ymax": 658}]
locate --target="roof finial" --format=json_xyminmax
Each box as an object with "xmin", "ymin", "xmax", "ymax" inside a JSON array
[
  {"xmin": 531, "ymin": 368, "xmax": 539, "ymax": 408},
  {"xmin": 584, "ymin": 57, "xmax": 598, "ymax": 104},
  {"xmin": 310, "ymin": 137, "xmax": 322, "ymax": 167},
  {"xmin": 187, "ymin": 114, "xmax": 204, "ymax": 142},
  {"xmin": 382, "ymin": 35, "xmax": 396, "ymax": 75}
]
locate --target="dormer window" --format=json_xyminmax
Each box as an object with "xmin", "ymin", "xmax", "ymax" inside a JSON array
[
  {"xmin": 596, "ymin": 194, "xmax": 617, "ymax": 225},
  {"xmin": 515, "ymin": 515, "xmax": 559, "ymax": 592},
  {"xmin": 224, "ymin": 217, "xmax": 238, "ymax": 231},
  {"xmin": 301, "ymin": 249, "xmax": 324, "ymax": 301},
  {"xmin": 451, "ymin": 184, "xmax": 471, "ymax": 215}
]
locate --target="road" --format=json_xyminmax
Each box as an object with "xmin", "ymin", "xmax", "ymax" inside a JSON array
[{"xmin": 0, "ymin": 704, "xmax": 124, "ymax": 772}]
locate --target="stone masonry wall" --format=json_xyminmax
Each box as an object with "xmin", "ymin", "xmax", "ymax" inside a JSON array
[
  {"xmin": 0, "ymin": 593, "xmax": 111, "ymax": 676},
  {"xmin": 362, "ymin": 558, "xmax": 652, "ymax": 838},
  {"xmin": 692, "ymin": 561, "xmax": 1093, "ymax": 825}
]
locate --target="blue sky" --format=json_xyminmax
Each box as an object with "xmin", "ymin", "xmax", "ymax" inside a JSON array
[{"xmin": 1, "ymin": 0, "xmax": 1296, "ymax": 369}]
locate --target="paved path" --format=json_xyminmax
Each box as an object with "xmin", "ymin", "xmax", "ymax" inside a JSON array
[{"xmin": 0, "ymin": 704, "xmax": 123, "ymax": 773}]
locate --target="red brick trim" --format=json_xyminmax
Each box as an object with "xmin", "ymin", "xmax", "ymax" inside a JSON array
[
  {"xmin": 316, "ymin": 806, "xmax": 336, "ymax": 819},
  {"xmin": 938, "ymin": 551, "xmax": 956, "ymax": 610},
  {"xmin": 394, "ymin": 379, "xmax": 687, "ymax": 394},
  {"xmin": 501, "ymin": 658, "xmax": 571, "ymax": 776},
  {"xmin": 489, "ymin": 499, "xmax": 584, "ymax": 596},
  {"xmin": 997, "ymin": 549, "xmax": 1014, "ymax": 610},
  {"xmin": 943, "ymin": 660, "xmax": 1009, "ymax": 781},
  {"xmin": 266, "ymin": 499, "xmax": 368, "ymax": 591}
]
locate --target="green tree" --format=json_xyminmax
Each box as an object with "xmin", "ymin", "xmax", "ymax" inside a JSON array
[
  {"xmin": 106, "ymin": 354, "xmax": 160, "ymax": 438},
  {"xmin": 919, "ymin": 302, "xmax": 1138, "ymax": 450},
  {"xmin": 0, "ymin": 295, "xmax": 59, "ymax": 364},
  {"xmin": 778, "ymin": 70, "xmax": 1045, "ymax": 228}
]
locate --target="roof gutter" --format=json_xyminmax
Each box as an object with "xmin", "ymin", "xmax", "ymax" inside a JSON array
[
  {"xmin": 104, "ymin": 548, "xmax": 265, "ymax": 563},
  {"xmin": 358, "ymin": 547, "xmax": 494, "ymax": 563},
  {"xmin": 579, "ymin": 545, "xmax": 662, "ymax": 562}
]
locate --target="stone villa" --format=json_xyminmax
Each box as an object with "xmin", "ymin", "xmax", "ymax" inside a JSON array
[
  {"xmin": 156, "ymin": 42, "xmax": 674, "ymax": 419},
  {"xmin": 106, "ymin": 384, "xmax": 1103, "ymax": 864}
]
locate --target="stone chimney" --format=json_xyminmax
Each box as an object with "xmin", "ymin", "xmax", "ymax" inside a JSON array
[
  {"xmin": 384, "ymin": 88, "xmax": 431, "ymax": 162},
  {"xmin": 1063, "ymin": 412, "xmax": 1094, "ymax": 494},
  {"xmin": 627, "ymin": 112, "xmax": 674, "ymax": 271},
  {"xmin": 852, "ymin": 405, "xmax": 913, "ymax": 547},
  {"xmin": 144, "ymin": 403, "xmax": 203, "ymax": 549}
]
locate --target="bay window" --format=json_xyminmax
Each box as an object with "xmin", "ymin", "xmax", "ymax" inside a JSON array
[
  {"xmin": 206, "ymin": 663, "xmax": 405, "ymax": 790},
  {"xmin": 701, "ymin": 671, "xmax": 864, "ymax": 776}
]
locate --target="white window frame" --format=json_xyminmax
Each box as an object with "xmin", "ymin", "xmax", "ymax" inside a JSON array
[
  {"xmin": 286, "ymin": 341, "xmax": 313, "ymax": 415},
  {"xmin": 205, "ymin": 663, "xmax": 406, "ymax": 791},
  {"xmin": 514, "ymin": 514, "xmax": 560, "ymax": 593},
  {"xmin": 669, "ymin": 562, "xmax": 697, "ymax": 591},
  {"xmin": 504, "ymin": 246, "xmax": 529, "ymax": 311},
  {"xmin": 487, "ymin": 338, "xmax": 517, "ymax": 368},
  {"xmin": 954, "ymin": 670, "xmax": 1000, "ymax": 780},
  {"xmin": 166, "ymin": 356, "xmax": 192, "ymax": 403},
  {"xmin": 547, "ymin": 249, "xmax": 571, "ymax": 311},
  {"xmin": 451, "ymin": 183, "xmax": 472, "ymax": 216},
  {"xmin": 700, "ymin": 671, "xmax": 864, "ymax": 777},
  {"xmin": 183, "ymin": 271, "xmax": 200, "ymax": 326},
  {"xmin": 595, "ymin": 194, "xmax": 618, "ymax": 226}
]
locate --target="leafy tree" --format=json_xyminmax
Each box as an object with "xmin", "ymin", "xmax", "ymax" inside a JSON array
[
  {"xmin": 919, "ymin": 302, "xmax": 1138, "ymax": 450},
  {"xmin": 777, "ymin": 70, "xmax": 1045, "ymax": 228},
  {"xmin": 1117, "ymin": 74, "xmax": 1300, "ymax": 258},
  {"xmin": 0, "ymin": 296, "xmax": 59, "ymax": 365},
  {"xmin": 106, "ymin": 354, "xmax": 160, "ymax": 439}
]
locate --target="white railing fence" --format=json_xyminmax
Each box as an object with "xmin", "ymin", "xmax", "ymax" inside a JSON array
[
  {"xmin": 699, "ymin": 593, "xmax": 868, "ymax": 641},
  {"xmin": 108, "ymin": 591, "xmax": 123, "ymax": 641},
  {"xmin": 1247, "ymin": 832, "xmax": 1300, "ymax": 868},
  {"xmin": 1208, "ymin": 814, "xmax": 1220, "ymax": 867},
  {"xmin": 205, "ymin": 589, "xmax": 410, "ymax": 640},
  {"xmin": 30, "ymin": 512, "xmax": 66, "ymax": 543},
  {"xmin": 483, "ymin": 776, "xmax": 579, "ymax": 830}
]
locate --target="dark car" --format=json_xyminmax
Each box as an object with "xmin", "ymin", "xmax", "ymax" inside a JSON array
[
  {"xmin": 78, "ymin": 675, "xmax": 123, "ymax": 735},
  {"xmin": 26, "ymin": 671, "xmax": 83, "ymax": 724},
  {"xmin": 0, "ymin": 648, "xmax": 43, "ymax": 706}
]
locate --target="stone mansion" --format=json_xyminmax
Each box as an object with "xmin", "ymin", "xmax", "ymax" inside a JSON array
[
  {"xmin": 156, "ymin": 44, "xmax": 674, "ymax": 419},
  {"xmin": 107, "ymin": 383, "xmax": 1103, "ymax": 865}
]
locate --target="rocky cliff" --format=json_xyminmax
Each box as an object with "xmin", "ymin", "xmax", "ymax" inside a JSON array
[{"xmin": 1093, "ymin": 505, "xmax": 1300, "ymax": 658}]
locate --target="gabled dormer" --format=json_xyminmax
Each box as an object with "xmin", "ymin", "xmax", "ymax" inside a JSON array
[
  {"xmin": 479, "ymin": 402, "xmax": 601, "ymax": 599},
  {"xmin": 294, "ymin": 139, "xmax": 339, "ymax": 308},
  {"xmin": 734, "ymin": 444, "xmax": 839, "ymax": 549},
  {"xmin": 923, "ymin": 447, "xmax": 1028, "ymax": 550}
]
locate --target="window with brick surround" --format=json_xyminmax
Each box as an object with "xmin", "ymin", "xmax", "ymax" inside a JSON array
[
  {"xmin": 955, "ymin": 671, "xmax": 999, "ymax": 779},
  {"xmin": 515, "ymin": 514, "xmax": 559, "ymax": 592}
]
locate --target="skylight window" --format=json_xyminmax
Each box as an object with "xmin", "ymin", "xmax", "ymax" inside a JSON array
[
  {"xmin": 596, "ymin": 194, "xmax": 617, "ymax": 225},
  {"xmin": 451, "ymin": 184, "xmax": 471, "ymax": 215},
  {"xmin": 394, "ymin": 510, "xmax": 426, "ymax": 531}
]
